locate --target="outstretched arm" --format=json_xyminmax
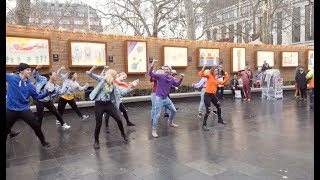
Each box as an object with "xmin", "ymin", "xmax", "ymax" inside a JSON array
[
  {"xmin": 86, "ymin": 66, "xmax": 104, "ymax": 82},
  {"xmin": 57, "ymin": 66, "xmax": 67, "ymax": 81}
]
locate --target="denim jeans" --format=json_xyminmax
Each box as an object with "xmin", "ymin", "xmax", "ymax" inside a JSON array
[
  {"xmin": 310, "ymin": 89, "xmax": 314, "ymax": 107},
  {"xmin": 150, "ymin": 92, "xmax": 156, "ymax": 120},
  {"xmin": 198, "ymin": 88, "xmax": 206, "ymax": 113},
  {"xmin": 152, "ymin": 96, "xmax": 177, "ymax": 129}
]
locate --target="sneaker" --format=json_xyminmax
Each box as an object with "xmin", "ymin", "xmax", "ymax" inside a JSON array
[
  {"xmin": 202, "ymin": 125, "xmax": 209, "ymax": 131},
  {"xmin": 247, "ymin": 99, "xmax": 251, "ymax": 102},
  {"xmin": 152, "ymin": 129, "xmax": 158, "ymax": 138},
  {"xmin": 197, "ymin": 112, "xmax": 202, "ymax": 118},
  {"xmin": 81, "ymin": 115, "xmax": 89, "ymax": 121},
  {"xmin": 93, "ymin": 141, "xmax": 100, "ymax": 149},
  {"xmin": 42, "ymin": 141, "xmax": 51, "ymax": 148},
  {"xmin": 105, "ymin": 126, "xmax": 110, "ymax": 133},
  {"xmin": 127, "ymin": 121, "xmax": 136, "ymax": 126},
  {"xmin": 56, "ymin": 120, "xmax": 61, "ymax": 125},
  {"xmin": 9, "ymin": 131, "xmax": 20, "ymax": 138},
  {"xmin": 169, "ymin": 123, "xmax": 178, "ymax": 127},
  {"xmin": 62, "ymin": 123, "xmax": 71, "ymax": 130},
  {"xmin": 212, "ymin": 111, "xmax": 217, "ymax": 116},
  {"xmin": 164, "ymin": 113, "xmax": 169, "ymax": 117},
  {"xmin": 122, "ymin": 134, "xmax": 129, "ymax": 142}
]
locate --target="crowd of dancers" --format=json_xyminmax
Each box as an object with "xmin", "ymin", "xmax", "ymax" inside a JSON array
[{"xmin": 6, "ymin": 60, "xmax": 313, "ymax": 149}]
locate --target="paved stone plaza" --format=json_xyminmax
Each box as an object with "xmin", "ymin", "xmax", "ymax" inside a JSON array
[{"xmin": 6, "ymin": 92, "xmax": 314, "ymax": 180}]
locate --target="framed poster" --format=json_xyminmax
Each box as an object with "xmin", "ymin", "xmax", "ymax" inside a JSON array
[
  {"xmin": 69, "ymin": 40, "xmax": 107, "ymax": 67},
  {"xmin": 256, "ymin": 51, "xmax": 274, "ymax": 68},
  {"xmin": 306, "ymin": 49, "xmax": 314, "ymax": 70},
  {"xmin": 125, "ymin": 40, "xmax": 147, "ymax": 74},
  {"xmin": 162, "ymin": 46, "xmax": 188, "ymax": 68},
  {"xmin": 6, "ymin": 35, "xmax": 51, "ymax": 67},
  {"xmin": 281, "ymin": 51, "xmax": 299, "ymax": 67},
  {"xmin": 231, "ymin": 47, "xmax": 246, "ymax": 72},
  {"xmin": 197, "ymin": 48, "xmax": 220, "ymax": 67}
]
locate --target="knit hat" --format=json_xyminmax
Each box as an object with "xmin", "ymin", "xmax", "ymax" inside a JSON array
[{"xmin": 16, "ymin": 63, "xmax": 31, "ymax": 72}]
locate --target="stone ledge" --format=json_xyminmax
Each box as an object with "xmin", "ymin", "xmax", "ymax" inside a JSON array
[{"xmin": 30, "ymin": 85, "xmax": 295, "ymax": 112}]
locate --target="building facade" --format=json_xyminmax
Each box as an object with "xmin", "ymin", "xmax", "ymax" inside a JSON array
[
  {"xmin": 6, "ymin": 2, "xmax": 103, "ymax": 33},
  {"xmin": 205, "ymin": 0, "xmax": 314, "ymax": 46}
]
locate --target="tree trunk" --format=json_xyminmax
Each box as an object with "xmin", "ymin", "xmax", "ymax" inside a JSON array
[
  {"xmin": 15, "ymin": 0, "xmax": 31, "ymax": 25},
  {"xmin": 262, "ymin": 0, "xmax": 271, "ymax": 44},
  {"xmin": 183, "ymin": 0, "xmax": 196, "ymax": 40}
]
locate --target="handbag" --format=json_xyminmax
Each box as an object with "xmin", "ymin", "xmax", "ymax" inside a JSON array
[{"xmin": 235, "ymin": 90, "xmax": 242, "ymax": 99}]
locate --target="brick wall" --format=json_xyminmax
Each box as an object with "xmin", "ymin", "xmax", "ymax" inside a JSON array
[{"xmin": 6, "ymin": 25, "xmax": 313, "ymax": 89}]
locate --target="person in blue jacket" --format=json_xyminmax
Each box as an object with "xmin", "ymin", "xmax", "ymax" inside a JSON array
[{"xmin": 6, "ymin": 63, "xmax": 51, "ymax": 148}]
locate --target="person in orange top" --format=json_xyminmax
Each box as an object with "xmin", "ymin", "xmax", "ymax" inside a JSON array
[
  {"xmin": 306, "ymin": 67, "xmax": 314, "ymax": 109},
  {"xmin": 199, "ymin": 64, "xmax": 230, "ymax": 131}
]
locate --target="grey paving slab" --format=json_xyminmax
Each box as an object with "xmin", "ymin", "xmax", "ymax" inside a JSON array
[{"xmin": 6, "ymin": 92, "xmax": 314, "ymax": 179}]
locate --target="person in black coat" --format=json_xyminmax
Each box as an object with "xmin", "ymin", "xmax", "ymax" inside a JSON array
[
  {"xmin": 230, "ymin": 74, "xmax": 244, "ymax": 99},
  {"xmin": 261, "ymin": 60, "xmax": 271, "ymax": 72},
  {"xmin": 217, "ymin": 66, "xmax": 225, "ymax": 99},
  {"xmin": 295, "ymin": 66, "xmax": 307, "ymax": 101}
]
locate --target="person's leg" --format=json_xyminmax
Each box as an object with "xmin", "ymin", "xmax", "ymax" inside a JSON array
[
  {"xmin": 243, "ymin": 83, "xmax": 249, "ymax": 100},
  {"xmin": 151, "ymin": 97, "xmax": 163, "ymax": 137},
  {"xmin": 198, "ymin": 88, "xmax": 206, "ymax": 117},
  {"xmin": 202, "ymin": 93, "xmax": 212, "ymax": 131},
  {"xmin": 247, "ymin": 86, "xmax": 252, "ymax": 101},
  {"xmin": 119, "ymin": 102, "xmax": 135, "ymax": 126},
  {"xmin": 44, "ymin": 101, "xmax": 69, "ymax": 129},
  {"xmin": 93, "ymin": 102, "xmax": 104, "ymax": 149},
  {"xmin": 163, "ymin": 97, "xmax": 177, "ymax": 127},
  {"xmin": 221, "ymin": 87, "xmax": 225, "ymax": 99},
  {"xmin": 58, "ymin": 97, "xmax": 68, "ymax": 117},
  {"xmin": 150, "ymin": 92, "xmax": 156, "ymax": 123},
  {"xmin": 68, "ymin": 99, "xmax": 86, "ymax": 119},
  {"xmin": 6, "ymin": 109, "xmax": 18, "ymax": 141},
  {"xmin": 231, "ymin": 88, "xmax": 235, "ymax": 98},
  {"xmin": 310, "ymin": 89, "xmax": 314, "ymax": 108},
  {"xmin": 105, "ymin": 103, "xmax": 128, "ymax": 141},
  {"xmin": 104, "ymin": 112, "xmax": 111, "ymax": 133},
  {"xmin": 34, "ymin": 100, "xmax": 45, "ymax": 127},
  {"xmin": 210, "ymin": 95, "xmax": 225, "ymax": 124},
  {"xmin": 20, "ymin": 110, "xmax": 50, "ymax": 147}
]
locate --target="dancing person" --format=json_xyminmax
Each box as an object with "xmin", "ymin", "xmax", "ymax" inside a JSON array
[
  {"xmin": 217, "ymin": 65, "xmax": 226, "ymax": 99},
  {"xmin": 295, "ymin": 66, "xmax": 307, "ymax": 101},
  {"xmin": 86, "ymin": 66, "xmax": 129, "ymax": 149},
  {"xmin": 57, "ymin": 66, "xmax": 89, "ymax": 123},
  {"xmin": 164, "ymin": 69, "xmax": 179, "ymax": 117},
  {"xmin": 32, "ymin": 65, "xmax": 71, "ymax": 130},
  {"xmin": 294, "ymin": 65, "xmax": 301, "ymax": 99},
  {"xmin": 102, "ymin": 71, "xmax": 137, "ymax": 133},
  {"xmin": 148, "ymin": 60, "xmax": 184, "ymax": 138},
  {"xmin": 6, "ymin": 63, "xmax": 51, "ymax": 148},
  {"xmin": 199, "ymin": 64, "xmax": 229, "ymax": 131},
  {"xmin": 240, "ymin": 65, "xmax": 252, "ymax": 101},
  {"xmin": 150, "ymin": 68, "xmax": 164, "ymax": 125},
  {"xmin": 230, "ymin": 74, "xmax": 244, "ymax": 99},
  {"xmin": 192, "ymin": 69, "xmax": 217, "ymax": 118},
  {"xmin": 306, "ymin": 67, "xmax": 314, "ymax": 108}
]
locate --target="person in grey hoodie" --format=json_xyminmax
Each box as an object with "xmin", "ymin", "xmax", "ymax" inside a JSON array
[
  {"xmin": 6, "ymin": 63, "xmax": 51, "ymax": 148},
  {"xmin": 32, "ymin": 65, "xmax": 71, "ymax": 130},
  {"xmin": 57, "ymin": 66, "xmax": 89, "ymax": 122}
]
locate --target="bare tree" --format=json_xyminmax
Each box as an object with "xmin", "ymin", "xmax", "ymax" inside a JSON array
[{"xmin": 15, "ymin": 0, "xmax": 31, "ymax": 25}]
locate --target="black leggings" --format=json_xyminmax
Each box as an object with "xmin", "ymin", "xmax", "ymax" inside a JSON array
[
  {"xmin": 34, "ymin": 100, "xmax": 65, "ymax": 126},
  {"xmin": 6, "ymin": 109, "xmax": 46, "ymax": 143},
  {"xmin": 218, "ymin": 87, "xmax": 224, "ymax": 98},
  {"xmin": 299, "ymin": 88, "xmax": 307, "ymax": 99},
  {"xmin": 203, "ymin": 93, "xmax": 222, "ymax": 126},
  {"xmin": 105, "ymin": 102, "xmax": 129, "ymax": 127},
  {"xmin": 94, "ymin": 101, "xmax": 125, "ymax": 142},
  {"xmin": 58, "ymin": 97, "xmax": 83, "ymax": 118}
]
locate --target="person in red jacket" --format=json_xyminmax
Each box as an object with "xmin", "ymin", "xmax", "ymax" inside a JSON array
[
  {"xmin": 240, "ymin": 65, "xmax": 252, "ymax": 101},
  {"xmin": 199, "ymin": 64, "xmax": 229, "ymax": 131}
]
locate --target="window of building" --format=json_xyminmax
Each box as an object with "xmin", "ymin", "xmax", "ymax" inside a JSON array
[
  {"xmin": 42, "ymin": 19, "xmax": 51, "ymax": 24},
  {"xmin": 221, "ymin": 26, "xmax": 226, "ymax": 39},
  {"xmin": 241, "ymin": 5, "xmax": 251, "ymax": 15},
  {"xmin": 292, "ymin": 7, "xmax": 300, "ymax": 43},
  {"xmin": 207, "ymin": 30, "xmax": 211, "ymax": 40},
  {"xmin": 61, "ymin": 20, "xmax": 70, "ymax": 24},
  {"xmin": 228, "ymin": 24, "xmax": 234, "ymax": 38},
  {"xmin": 305, "ymin": 4, "xmax": 314, "ymax": 41},
  {"xmin": 74, "ymin": 20, "xmax": 84, "ymax": 25},
  {"xmin": 277, "ymin": 12, "xmax": 282, "ymax": 45},
  {"xmin": 78, "ymin": 13, "xmax": 85, "ymax": 17},
  {"xmin": 212, "ymin": 29, "xmax": 217, "ymax": 40},
  {"xmin": 237, "ymin": 22, "xmax": 242, "ymax": 43}
]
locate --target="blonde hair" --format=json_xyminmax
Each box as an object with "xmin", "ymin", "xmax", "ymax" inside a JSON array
[
  {"xmin": 104, "ymin": 69, "xmax": 117, "ymax": 85},
  {"xmin": 118, "ymin": 72, "xmax": 127, "ymax": 77}
]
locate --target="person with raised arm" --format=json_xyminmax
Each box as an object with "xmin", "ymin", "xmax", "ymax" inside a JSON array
[
  {"xmin": 148, "ymin": 60, "xmax": 184, "ymax": 138},
  {"xmin": 6, "ymin": 63, "xmax": 51, "ymax": 148},
  {"xmin": 86, "ymin": 66, "xmax": 130, "ymax": 149},
  {"xmin": 199, "ymin": 63, "xmax": 229, "ymax": 131},
  {"xmin": 56, "ymin": 66, "xmax": 89, "ymax": 122},
  {"xmin": 32, "ymin": 65, "xmax": 71, "ymax": 130}
]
